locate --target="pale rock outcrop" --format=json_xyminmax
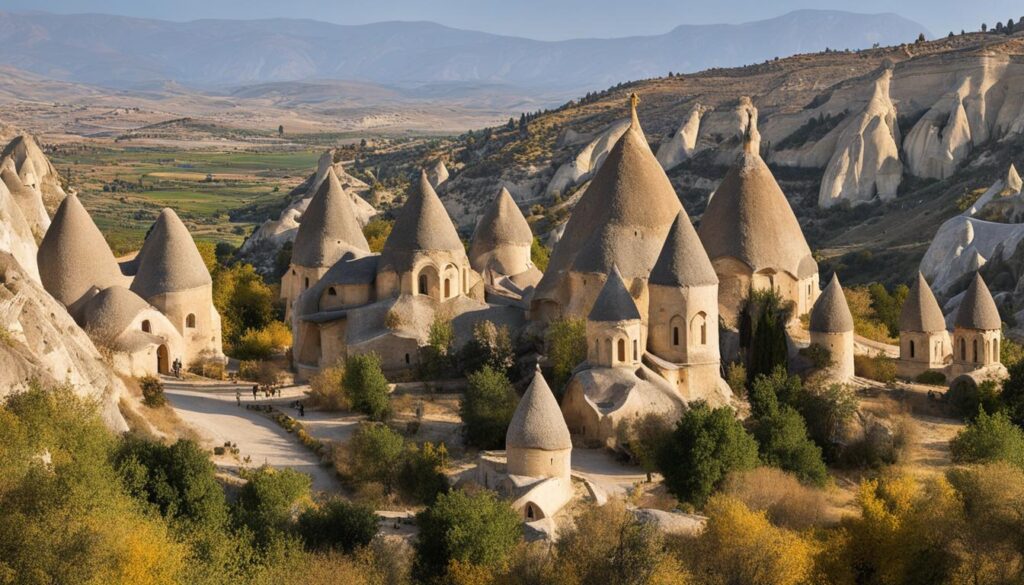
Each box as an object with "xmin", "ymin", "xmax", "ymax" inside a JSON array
[
  {"xmin": 0, "ymin": 133, "xmax": 66, "ymax": 213},
  {"xmin": 1, "ymin": 162, "xmax": 50, "ymax": 237},
  {"xmin": 655, "ymin": 103, "xmax": 707, "ymax": 171},
  {"xmin": 427, "ymin": 160, "xmax": 450, "ymax": 188},
  {"xmin": 817, "ymin": 68, "xmax": 903, "ymax": 208},
  {"xmin": 0, "ymin": 177, "xmax": 38, "ymax": 282},
  {"xmin": 904, "ymin": 90, "xmax": 973, "ymax": 180},
  {"xmin": 1006, "ymin": 164, "xmax": 1022, "ymax": 195},
  {"xmin": 693, "ymin": 97, "xmax": 759, "ymax": 164},
  {"xmin": 545, "ymin": 118, "xmax": 630, "ymax": 197}
]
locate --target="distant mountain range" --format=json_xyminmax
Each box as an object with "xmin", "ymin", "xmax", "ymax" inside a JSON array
[{"xmin": 0, "ymin": 10, "xmax": 929, "ymax": 94}]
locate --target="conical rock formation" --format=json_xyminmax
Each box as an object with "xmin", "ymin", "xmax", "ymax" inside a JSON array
[{"xmin": 656, "ymin": 103, "xmax": 708, "ymax": 171}]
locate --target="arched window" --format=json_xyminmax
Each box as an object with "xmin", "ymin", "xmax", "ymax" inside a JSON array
[
  {"xmin": 304, "ymin": 277, "xmax": 309, "ymax": 289},
  {"xmin": 444, "ymin": 278, "xmax": 451, "ymax": 298},
  {"xmin": 419, "ymin": 274, "xmax": 428, "ymax": 296},
  {"xmin": 672, "ymin": 326, "xmax": 679, "ymax": 346},
  {"xmin": 960, "ymin": 338, "xmax": 966, "ymax": 360},
  {"xmin": 691, "ymin": 312, "xmax": 708, "ymax": 346},
  {"xmin": 617, "ymin": 339, "xmax": 626, "ymax": 363},
  {"xmin": 405, "ymin": 353, "xmax": 410, "ymax": 364},
  {"xmin": 141, "ymin": 320, "xmax": 151, "ymax": 333},
  {"xmin": 909, "ymin": 339, "xmax": 915, "ymax": 359},
  {"xmin": 526, "ymin": 504, "xmax": 535, "ymax": 520},
  {"xmin": 994, "ymin": 338, "xmax": 1000, "ymax": 362},
  {"xmin": 594, "ymin": 339, "xmax": 600, "ymax": 360},
  {"xmin": 328, "ymin": 287, "xmax": 337, "ymax": 296},
  {"xmin": 186, "ymin": 314, "xmax": 196, "ymax": 329},
  {"xmin": 633, "ymin": 339, "xmax": 638, "ymax": 361},
  {"xmin": 604, "ymin": 338, "xmax": 612, "ymax": 364},
  {"xmin": 973, "ymin": 339, "xmax": 978, "ymax": 363}
]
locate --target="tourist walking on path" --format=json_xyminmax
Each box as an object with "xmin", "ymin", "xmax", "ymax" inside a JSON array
[
  {"xmin": 298, "ymin": 403, "xmax": 305, "ymax": 417},
  {"xmin": 235, "ymin": 389, "xmax": 241, "ymax": 406},
  {"xmin": 251, "ymin": 385, "xmax": 258, "ymax": 400}
]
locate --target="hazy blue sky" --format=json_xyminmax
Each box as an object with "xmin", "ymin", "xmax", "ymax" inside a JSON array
[{"xmin": 7, "ymin": 0, "xmax": 1023, "ymax": 40}]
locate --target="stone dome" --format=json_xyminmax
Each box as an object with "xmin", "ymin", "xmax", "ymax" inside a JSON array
[
  {"xmin": 954, "ymin": 272, "xmax": 1000, "ymax": 331},
  {"xmin": 809, "ymin": 274, "xmax": 853, "ymax": 333},
  {"xmin": 649, "ymin": 209, "xmax": 717, "ymax": 287},
  {"xmin": 131, "ymin": 208, "xmax": 212, "ymax": 299},
  {"xmin": 899, "ymin": 272, "xmax": 946, "ymax": 333},
  {"xmin": 588, "ymin": 267, "xmax": 641, "ymax": 323},
  {"xmin": 291, "ymin": 167, "xmax": 370, "ymax": 268},
  {"xmin": 506, "ymin": 368, "xmax": 571, "ymax": 451},
  {"xmin": 378, "ymin": 170, "xmax": 466, "ymax": 273}
]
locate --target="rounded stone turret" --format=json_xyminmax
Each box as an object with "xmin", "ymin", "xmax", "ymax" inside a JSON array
[
  {"xmin": 131, "ymin": 208, "xmax": 222, "ymax": 364},
  {"xmin": 897, "ymin": 272, "xmax": 951, "ymax": 380},
  {"xmin": 586, "ymin": 267, "xmax": 643, "ymax": 368},
  {"xmin": 506, "ymin": 368, "xmax": 571, "ymax": 479},
  {"xmin": 809, "ymin": 274, "xmax": 854, "ymax": 382},
  {"xmin": 697, "ymin": 114, "xmax": 818, "ymax": 325},
  {"xmin": 951, "ymin": 272, "xmax": 1002, "ymax": 377},
  {"xmin": 282, "ymin": 167, "xmax": 370, "ymax": 318}
]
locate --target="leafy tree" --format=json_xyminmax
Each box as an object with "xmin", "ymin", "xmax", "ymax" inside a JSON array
[
  {"xmin": 753, "ymin": 406, "xmax": 828, "ymax": 486},
  {"xmin": 460, "ymin": 366, "xmax": 518, "ymax": 449},
  {"xmin": 622, "ymin": 413, "xmax": 674, "ymax": 481},
  {"xmin": 685, "ymin": 495, "xmax": 815, "ymax": 585},
  {"xmin": 235, "ymin": 466, "xmax": 312, "ymax": 547},
  {"xmin": 397, "ymin": 442, "xmax": 449, "ymax": 505},
  {"xmin": 459, "ymin": 321, "xmax": 515, "ymax": 376},
  {"xmin": 868, "ymin": 282, "xmax": 909, "ymax": 338},
  {"xmin": 414, "ymin": 489, "xmax": 521, "ymax": 582},
  {"xmin": 554, "ymin": 499, "xmax": 685, "ymax": 585},
  {"xmin": 343, "ymin": 353, "xmax": 391, "ymax": 420},
  {"xmin": 798, "ymin": 382, "xmax": 858, "ymax": 461},
  {"xmin": 998, "ymin": 358, "xmax": 1024, "ymax": 425},
  {"xmin": 747, "ymin": 290, "xmax": 789, "ymax": 382},
  {"xmin": 297, "ymin": 498, "xmax": 378, "ymax": 553},
  {"xmin": 138, "ymin": 375, "xmax": 167, "ymax": 407},
  {"xmin": 546, "ymin": 318, "xmax": 587, "ymax": 392},
  {"xmin": 233, "ymin": 320, "xmax": 292, "ymax": 360},
  {"xmin": 212, "ymin": 262, "xmax": 277, "ymax": 349},
  {"xmin": 950, "ymin": 410, "xmax": 1024, "ymax": 468},
  {"xmin": 530, "ymin": 237, "xmax": 549, "ymax": 272},
  {"xmin": 344, "ymin": 422, "xmax": 405, "ymax": 492},
  {"xmin": 362, "ymin": 219, "xmax": 393, "ymax": 253},
  {"xmin": 656, "ymin": 402, "xmax": 759, "ymax": 506},
  {"xmin": 748, "ymin": 366, "xmax": 802, "ymax": 419},
  {"xmin": 420, "ymin": 312, "xmax": 456, "ymax": 380},
  {"xmin": 115, "ymin": 437, "xmax": 228, "ymax": 531}
]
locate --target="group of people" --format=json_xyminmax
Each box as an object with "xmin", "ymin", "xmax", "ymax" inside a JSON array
[{"xmin": 234, "ymin": 383, "xmax": 304, "ymax": 416}]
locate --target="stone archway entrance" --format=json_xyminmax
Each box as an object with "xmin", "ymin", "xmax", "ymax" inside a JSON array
[{"xmin": 157, "ymin": 344, "xmax": 170, "ymax": 374}]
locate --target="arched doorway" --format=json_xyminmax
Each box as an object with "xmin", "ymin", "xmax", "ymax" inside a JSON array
[{"xmin": 157, "ymin": 344, "xmax": 170, "ymax": 374}]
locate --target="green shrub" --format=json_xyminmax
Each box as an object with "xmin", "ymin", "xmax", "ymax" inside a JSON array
[
  {"xmin": 296, "ymin": 498, "xmax": 378, "ymax": 553},
  {"xmin": 238, "ymin": 359, "xmax": 260, "ymax": 381},
  {"xmin": 459, "ymin": 321, "xmax": 515, "ymax": 376},
  {"xmin": 725, "ymin": 362, "xmax": 747, "ymax": 397},
  {"xmin": 799, "ymin": 343, "xmax": 832, "ymax": 370},
  {"xmin": 914, "ymin": 370, "xmax": 947, "ymax": 385},
  {"xmin": 854, "ymin": 353, "xmax": 897, "ymax": 383},
  {"xmin": 530, "ymin": 237, "xmax": 550, "ymax": 272},
  {"xmin": 419, "ymin": 313, "xmax": 456, "ymax": 380},
  {"xmin": 341, "ymin": 423, "xmax": 405, "ymax": 492},
  {"xmin": 233, "ymin": 321, "xmax": 292, "ymax": 360},
  {"xmin": 235, "ymin": 466, "xmax": 312, "ymax": 547},
  {"xmin": 746, "ymin": 289, "xmax": 789, "ymax": 382},
  {"xmin": 947, "ymin": 379, "xmax": 1003, "ymax": 421},
  {"xmin": 460, "ymin": 366, "xmax": 518, "ymax": 449},
  {"xmin": 749, "ymin": 366, "xmax": 803, "ymax": 419},
  {"xmin": 950, "ymin": 410, "xmax": 1024, "ymax": 469},
  {"xmin": 397, "ymin": 442, "xmax": 449, "ymax": 505},
  {"xmin": 546, "ymin": 318, "xmax": 587, "ymax": 392},
  {"xmin": 139, "ymin": 375, "xmax": 166, "ymax": 407},
  {"xmin": 414, "ymin": 489, "xmax": 521, "ymax": 582},
  {"xmin": 753, "ymin": 407, "xmax": 829, "ymax": 486},
  {"xmin": 343, "ymin": 353, "xmax": 391, "ymax": 420},
  {"xmin": 656, "ymin": 402, "xmax": 760, "ymax": 506},
  {"xmin": 798, "ymin": 383, "xmax": 858, "ymax": 462}
]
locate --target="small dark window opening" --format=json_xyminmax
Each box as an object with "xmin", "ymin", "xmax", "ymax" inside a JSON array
[
  {"xmin": 141, "ymin": 320, "xmax": 151, "ymax": 333},
  {"xmin": 186, "ymin": 314, "xmax": 196, "ymax": 328},
  {"xmin": 328, "ymin": 287, "xmax": 337, "ymax": 296}
]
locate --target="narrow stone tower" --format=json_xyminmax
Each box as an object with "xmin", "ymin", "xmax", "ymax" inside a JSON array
[
  {"xmin": 951, "ymin": 272, "xmax": 1002, "ymax": 377},
  {"xmin": 505, "ymin": 368, "xmax": 572, "ymax": 480},
  {"xmin": 809, "ymin": 274, "xmax": 854, "ymax": 383},
  {"xmin": 897, "ymin": 272, "xmax": 950, "ymax": 380}
]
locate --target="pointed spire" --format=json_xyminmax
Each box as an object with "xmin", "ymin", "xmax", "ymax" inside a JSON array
[
  {"xmin": 629, "ymin": 92, "xmax": 641, "ymax": 129},
  {"xmin": 37, "ymin": 193, "xmax": 123, "ymax": 310},
  {"xmin": 649, "ymin": 210, "xmax": 717, "ymax": 287},
  {"xmin": 900, "ymin": 272, "xmax": 946, "ymax": 333},
  {"xmin": 588, "ymin": 266, "xmax": 641, "ymax": 322},
  {"xmin": 1006, "ymin": 163, "xmax": 1022, "ymax": 194},
  {"xmin": 955, "ymin": 272, "xmax": 1001, "ymax": 330},
  {"xmin": 378, "ymin": 169, "xmax": 465, "ymax": 272},
  {"xmin": 292, "ymin": 167, "xmax": 369, "ymax": 268},
  {"xmin": 810, "ymin": 274, "xmax": 854, "ymax": 333},
  {"xmin": 131, "ymin": 208, "xmax": 212, "ymax": 299},
  {"xmin": 468, "ymin": 186, "xmax": 534, "ymax": 272},
  {"xmin": 506, "ymin": 368, "xmax": 571, "ymax": 451}
]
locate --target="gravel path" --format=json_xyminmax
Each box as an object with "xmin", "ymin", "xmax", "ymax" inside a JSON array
[{"xmin": 162, "ymin": 378, "xmax": 344, "ymax": 494}]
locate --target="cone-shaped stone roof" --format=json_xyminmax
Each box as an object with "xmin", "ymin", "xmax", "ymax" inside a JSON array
[
  {"xmin": 809, "ymin": 274, "xmax": 853, "ymax": 333},
  {"xmin": 469, "ymin": 187, "xmax": 533, "ymax": 258},
  {"xmin": 955, "ymin": 272, "xmax": 1001, "ymax": 330},
  {"xmin": 292, "ymin": 167, "xmax": 370, "ymax": 268},
  {"xmin": 589, "ymin": 267, "xmax": 641, "ymax": 322},
  {"xmin": 131, "ymin": 208, "xmax": 212, "ymax": 299},
  {"xmin": 649, "ymin": 209, "xmax": 717, "ymax": 287},
  {"xmin": 535, "ymin": 101, "xmax": 682, "ymax": 301},
  {"xmin": 378, "ymin": 170, "xmax": 466, "ymax": 273},
  {"xmin": 698, "ymin": 129, "xmax": 815, "ymax": 279},
  {"xmin": 37, "ymin": 194, "xmax": 123, "ymax": 309},
  {"xmin": 81, "ymin": 285, "xmax": 150, "ymax": 341},
  {"xmin": 899, "ymin": 272, "xmax": 946, "ymax": 333},
  {"xmin": 506, "ymin": 367, "xmax": 571, "ymax": 451}
]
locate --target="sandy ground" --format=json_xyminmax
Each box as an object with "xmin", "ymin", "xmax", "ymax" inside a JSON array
[
  {"xmin": 570, "ymin": 448, "xmax": 649, "ymax": 498},
  {"xmin": 162, "ymin": 377, "xmax": 344, "ymax": 493}
]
